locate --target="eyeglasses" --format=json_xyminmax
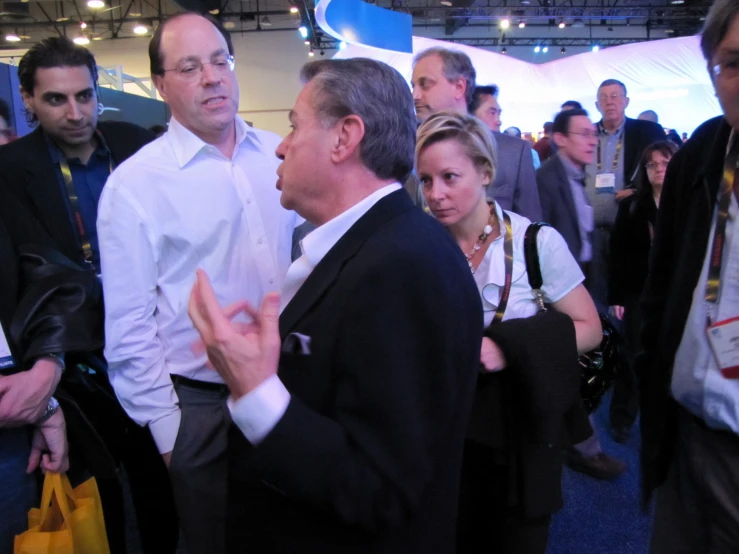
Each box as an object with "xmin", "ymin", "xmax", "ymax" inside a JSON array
[
  {"xmin": 645, "ymin": 160, "xmax": 670, "ymax": 170},
  {"xmin": 597, "ymin": 94, "xmax": 625, "ymax": 103},
  {"xmin": 163, "ymin": 54, "xmax": 235, "ymax": 81},
  {"xmin": 568, "ymin": 130, "xmax": 599, "ymax": 139},
  {"xmin": 712, "ymin": 58, "xmax": 739, "ymax": 80}
]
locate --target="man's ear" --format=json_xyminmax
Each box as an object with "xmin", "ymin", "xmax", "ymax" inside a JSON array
[
  {"xmin": 152, "ymin": 75, "xmax": 168, "ymax": 103},
  {"xmin": 20, "ymin": 86, "xmax": 33, "ymax": 113},
  {"xmin": 331, "ymin": 114, "xmax": 365, "ymax": 165},
  {"xmin": 553, "ymin": 132, "xmax": 567, "ymax": 148},
  {"xmin": 624, "ymin": 96, "xmax": 630, "ymax": 110},
  {"xmin": 455, "ymin": 78, "xmax": 467, "ymax": 102}
]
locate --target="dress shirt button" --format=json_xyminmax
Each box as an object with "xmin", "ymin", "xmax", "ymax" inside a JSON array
[
  {"xmin": 258, "ymin": 238, "xmax": 264, "ymax": 245},
  {"xmin": 246, "ymin": 198, "xmax": 252, "ymax": 204},
  {"xmin": 269, "ymin": 278, "xmax": 274, "ymax": 285}
]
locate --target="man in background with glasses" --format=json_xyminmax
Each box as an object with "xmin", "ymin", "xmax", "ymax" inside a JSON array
[
  {"xmin": 586, "ymin": 79, "xmax": 664, "ymax": 447},
  {"xmin": 639, "ymin": 1, "xmax": 739, "ymax": 550},
  {"xmin": 98, "ymin": 13, "xmax": 298, "ymax": 554}
]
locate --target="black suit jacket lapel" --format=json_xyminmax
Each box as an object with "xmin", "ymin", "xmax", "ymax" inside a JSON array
[
  {"xmin": 623, "ymin": 118, "xmax": 642, "ymax": 186},
  {"xmin": 554, "ymin": 157, "xmax": 580, "ymax": 226},
  {"xmin": 21, "ymin": 128, "xmax": 81, "ymax": 261},
  {"xmin": 279, "ymin": 190, "xmax": 413, "ymax": 337}
]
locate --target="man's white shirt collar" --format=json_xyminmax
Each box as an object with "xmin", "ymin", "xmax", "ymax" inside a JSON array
[{"xmin": 167, "ymin": 116, "xmax": 263, "ymax": 168}]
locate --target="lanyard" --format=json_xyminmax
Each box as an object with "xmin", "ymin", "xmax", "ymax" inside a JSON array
[
  {"xmin": 705, "ymin": 139, "xmax": 739, "ymax": 325},
  {"xmin": 596, "ymin": 125, "xmax": 623, "ymax": 173},
  {"xmin": 57, "ymin": 131, "xmax": 113, "ymax": 272},
  {"xmin": 492, "ymin": 211, "xmax": 514, "ymax": 324}
]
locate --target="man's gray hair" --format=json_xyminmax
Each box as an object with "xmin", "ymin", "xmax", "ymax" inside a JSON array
[
  {"xmin": 413, "ymin": 47, "xmax": 477, "ymax": 106},
  {"xmin": 598, "ymin": 79, "xmax": 628, "ymax": 96},
  {"xmin": 701, "ymin": 0, "xmax": 739, "ymax": 66},
  {"xmin": 300, "ymin": 58, "xmax": 416, "ymax": 184}
]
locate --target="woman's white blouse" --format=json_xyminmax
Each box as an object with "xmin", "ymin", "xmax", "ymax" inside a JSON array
[{"xmin": 473, "ymin": 203, "xmax": 585, "ymax": 328}]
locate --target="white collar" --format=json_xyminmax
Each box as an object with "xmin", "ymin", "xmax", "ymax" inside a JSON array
[
  {"xmin": 300, "ymin": 184, "xmax": 402, "ymax": 268},
  {"xmin": 167, "ymin": 116, "xmax": 262, "ymax": 168}
]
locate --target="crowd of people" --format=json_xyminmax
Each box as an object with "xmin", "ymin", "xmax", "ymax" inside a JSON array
[{"xmin": 1, "ymin": 0, "xmax": 739, "ymax": 553}]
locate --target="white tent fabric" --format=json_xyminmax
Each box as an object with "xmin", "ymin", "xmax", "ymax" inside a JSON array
[{"xmin": 334, "ymin": 35, "xmax": 721, "ymax": 136}]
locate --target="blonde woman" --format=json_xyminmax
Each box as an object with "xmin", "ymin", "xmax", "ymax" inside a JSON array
[{"xmin": 416, "ymin": 111, "xmax": 601, "ymax": 554}]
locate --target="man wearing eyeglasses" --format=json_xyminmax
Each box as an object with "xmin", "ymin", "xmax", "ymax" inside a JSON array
[
  {"xmin": 586, "ymin": 79, "xmax": 664, "ymax": 446},
  {"xmin": 639, "ymin": 1, "xmax": 739, "ymax": 550},
  {"xmin": 97, "ymin": 13, "xmax": 298, "ymax": 554}
]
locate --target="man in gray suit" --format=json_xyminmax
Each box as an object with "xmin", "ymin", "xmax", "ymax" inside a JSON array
[
  {"xmin": 411, "ymin": 48, "xmax": 541, "ymax": 220},
  {"xmin": 537, "ymin": 107, "xmax": 627, "ymax": 481}
]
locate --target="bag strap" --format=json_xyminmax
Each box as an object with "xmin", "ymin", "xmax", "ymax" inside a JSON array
[
  {"xmin": 39, "ymin": 473, "xmax": 75, "ymax": 529},
  {"xmin": 523, "ymin": 222, "xmax": 551, "ymax": 312}
]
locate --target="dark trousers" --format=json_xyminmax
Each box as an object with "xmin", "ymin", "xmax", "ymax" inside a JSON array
[
  {"xmin": 457, "ymin": 441, "xmax": 551, "ymax": 554},
  {"xmin": 169, "ymin": 376, "xmax": 231, "ymax": 554},
  {"xmin": 0, "ymin": 428, "xmax": 36, "ymax": 554},
  {"xmin": 610, "ymin": 294, "xmax": 641, "ymax": 429},
  {"xmin": 651, "ymin": 407, "xmax": 739, "ymax": 553}
]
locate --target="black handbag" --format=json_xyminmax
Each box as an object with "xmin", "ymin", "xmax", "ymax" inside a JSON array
[{"xmin": 523, "ymin": 223, "xmax": 620, "ymax": 414}]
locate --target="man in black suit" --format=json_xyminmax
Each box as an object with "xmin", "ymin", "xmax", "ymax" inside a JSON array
[
  {"xmin": 189, "ymin": 58, "xmax": 483, "ymax": 553},
  {"xmin": 639, "ymin": 2, "xmax": 739, "ymax": 550},
  {"xmin": 0, "ymin": 37, "xmax": 177, "ymax": 554},
  {"xmin": 586, "ymin": 79, "xmax": 665, "ymax": 444}
]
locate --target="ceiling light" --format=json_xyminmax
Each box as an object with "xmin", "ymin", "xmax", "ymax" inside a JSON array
[
  {"xmin": 308, "ymin": 50, "xmax": 315, "ymax": 57},
  {"xmin": 440, "ymin": 0, "xmax": 452, "ymax": 6},
  {"xmin": 93, "ymin": 36, "xmax": 104, "ymax": 41},
  {"xmin": 558, "ymin": 20, "xmax": 565, "ymax": 29},
  {"xmin": 80, "ymin": 22, "xmax": 87, "ymax": 29},
  {"xmin": 298, "ymin": 25, "xmax": 308, "ymax": 38},
  {"xmin": 592, "ymin": 44, "xmax": 600, "ymax": 52},
  {"xmin": 133, "ymin": 25, "xmax": 148, "ymax": 35},
  {"xmin": 518, "ymin": 21, "xmax": 525, "ymax": 28},
  {"xmin": 670, "ymin": 0, "xmax": 684, "ymax": 4},
  {"xmin": 521, "ymin": 0, "xmax": 530, "ymax": 4},
  {"xmin": 542, "ymin": 46, "xmax": 548, "ymax": 53},
  {"xmin": 19, "ymin": 35, "xmax": 30, "ymax": 39},
  {"xmin": 560, "ymin": 47, "xmax": 566, "ymax": 54},
  {"xmin": 74, "ymin": 35, "xmax": 90, "ymax": 45},
  {"xmin": 130, "ymin": 11, "xmax": 141, "ymax": 16},
  {"xmin": 534, "ymin": 45, "xmax": 540, "ymax": 53},
  {"xmin": 87, "ymin": 0, "xmax": 105, "ymax": 8},
  {"xmin": 304, "ymin": 40, "xmax": 310, "ymax": 45},
  {"xmin": 56, "ymin": 16, "xmax": 70, "ymax": 22},
  {"xmin": 209, "ymin": 8, "xmax": 220, "ymax": 15},
  {"xmin": 224, "ymin": 21, "xmax": 236, "ymax": 29},
  {"xmin": 500, "ymin": 19, "xmax": 510, "ymax": 30},
  {"xmin": 261, "ymin": 16, "xmax": 272, "ymax": 26},
  {"xmin": 501, "ymin": 47, "xmax": 507, "ymax": 54},
  {"xmin": 5, "ymin": 33, "xmax": 20, "ymax": 42},
  {"xmin": 339, "ymin": 41, "xmax": 347, "ymax": 50},
  {"xmin": 289, "ymin": 5, "xmax": 298, "ymax": 14}
]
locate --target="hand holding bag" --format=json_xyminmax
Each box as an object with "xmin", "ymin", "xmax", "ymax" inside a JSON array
[
  {"xmin": 523, "ymin": 222, "xmax": 621, "ymax": 414},
  {"xmin": 14, "ymin": 473, "xmax": 110, "ymax": 554}
]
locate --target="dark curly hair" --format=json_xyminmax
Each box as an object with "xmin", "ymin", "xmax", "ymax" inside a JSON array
[{"xmin": 17, "ymin": 36, "xmax": 98, "ymax": 124}]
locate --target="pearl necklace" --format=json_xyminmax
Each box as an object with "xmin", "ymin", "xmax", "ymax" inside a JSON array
[{"xmin": 464, "ymin": 206, "xmax": 497, "ymax": 274}]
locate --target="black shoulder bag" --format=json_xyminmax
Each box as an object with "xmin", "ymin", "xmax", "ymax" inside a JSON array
[{"xmin": 523, "ymin": 222, "xmax": 621, "ymax": 414}]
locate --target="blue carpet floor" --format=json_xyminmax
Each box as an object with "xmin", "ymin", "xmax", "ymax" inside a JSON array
[{"xmin": 548, "ymin": 393, "xmax": 654, "ymax": 554}]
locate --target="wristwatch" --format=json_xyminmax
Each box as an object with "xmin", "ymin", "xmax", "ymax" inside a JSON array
[
  {"xmin": 36, "ymin": 396, "xmax": 60, "ymax": 425},
  {"xmin": 41, "ymin": 353, "xmax": 66, "ymax": 372}
]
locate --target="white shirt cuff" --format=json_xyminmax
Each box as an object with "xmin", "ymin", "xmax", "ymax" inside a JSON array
[
  {"xmin": 148, "ymin": 409, "xmax": 182, "ymax": 454},
  {"xmin": 227, "ymin": 374, "xmax": 291, "ymax": 445}
]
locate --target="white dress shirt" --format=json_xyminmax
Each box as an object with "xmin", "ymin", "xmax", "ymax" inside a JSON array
[
  {"xmin": 473, "ymin": 202, "xmax": 584, "ymax": 329},
  {"xmin": 98, "ymin": 116, "xmax": 297, "ymax": 453},
  {"xmin": 672, "ymin": 189, "xmax": 739, "ymax": 434},
  {"xmin": 229, "ymin": 183, "xmax": 402, "ymax": 444}
]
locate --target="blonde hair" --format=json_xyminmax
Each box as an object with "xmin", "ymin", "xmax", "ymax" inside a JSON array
[{"xmin": 415, "ymin": 110, "xmax": 498, "ymax": 189}]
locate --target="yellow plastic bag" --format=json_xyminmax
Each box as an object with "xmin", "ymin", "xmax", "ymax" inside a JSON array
[{"xmin": 14, "ymin": 473, "xmax": 110, "ymax": 554}]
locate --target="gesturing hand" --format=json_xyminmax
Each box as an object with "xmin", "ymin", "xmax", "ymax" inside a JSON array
[{"xmin": 188, "ymin": 269, "xmax": 282, "ymax": 399}]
